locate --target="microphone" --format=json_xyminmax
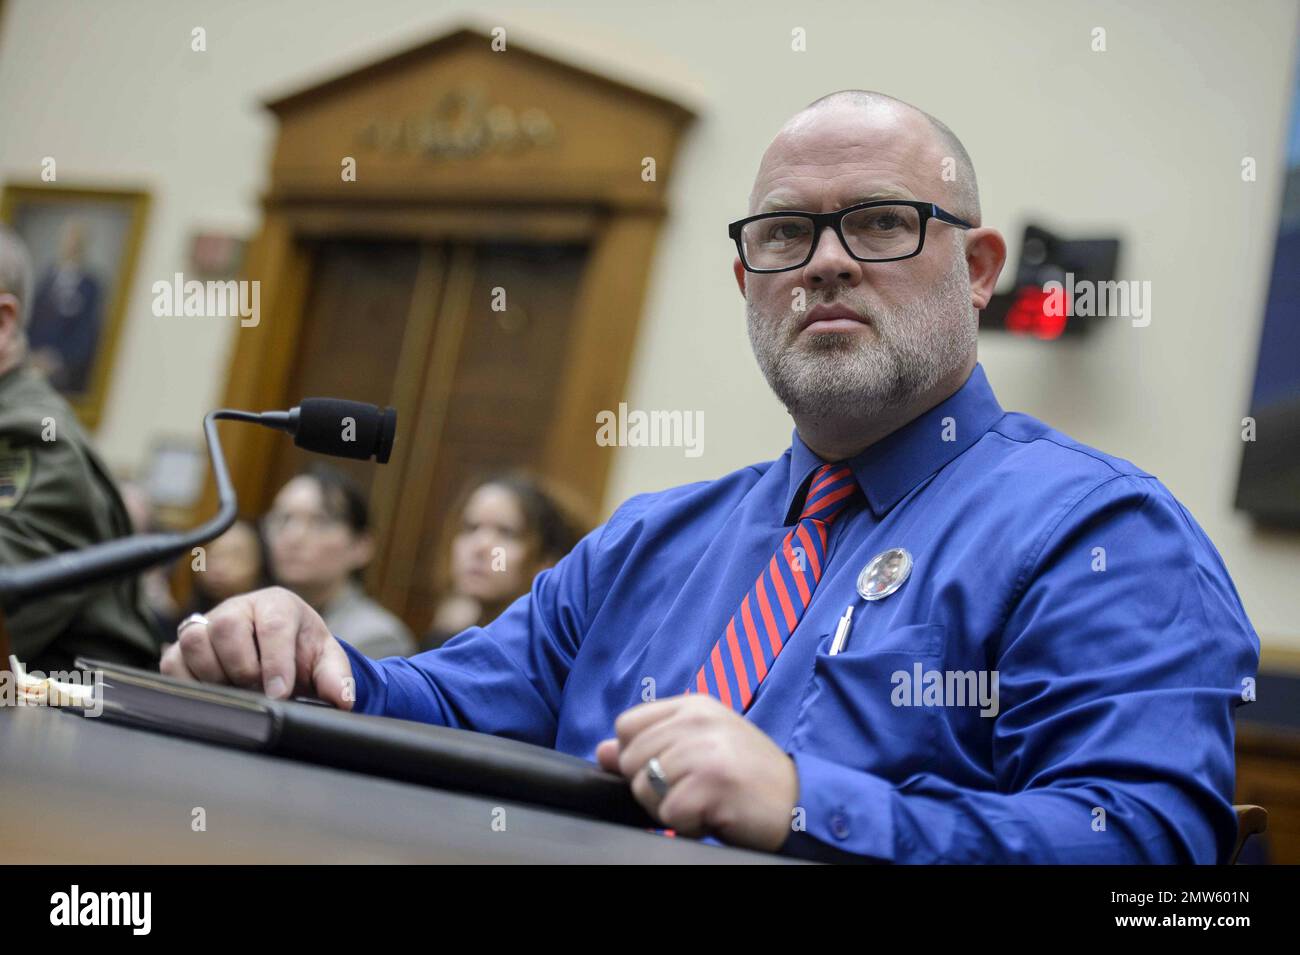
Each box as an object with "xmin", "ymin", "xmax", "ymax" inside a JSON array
[
  {"xmin": 258, "ymin": 398, "xmax": 396, "ymax": 463},
  {"xmin": 0, "ymin": 399, "xmax": 397, "ymax": 607}
]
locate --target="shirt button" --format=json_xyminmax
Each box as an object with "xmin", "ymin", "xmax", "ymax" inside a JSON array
[{"xmin": 830, "ymin": 812, "xmax": 851, "ymax": 840}]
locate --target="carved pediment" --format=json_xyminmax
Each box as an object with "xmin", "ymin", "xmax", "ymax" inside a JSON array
[{"xmin": 264, "ymin": 26, "xmax": 694, "ymax": 207}]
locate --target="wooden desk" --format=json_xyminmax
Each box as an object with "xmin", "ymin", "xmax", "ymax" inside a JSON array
[{"xmin": 0, "ymin": 706, "xmax": 795, "ymax": 864}]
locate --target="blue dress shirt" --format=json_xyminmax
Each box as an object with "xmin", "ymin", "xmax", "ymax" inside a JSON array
[{"xmin": 338, "ymin": 363, "xmax": 1259, "ymax": 863}]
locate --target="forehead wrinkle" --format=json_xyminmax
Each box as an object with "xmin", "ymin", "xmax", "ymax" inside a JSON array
[
  {"xmin": 753, "ymin": 163, "xmax": 922, "ymax": 213},
  {"xmin": 756, "ymin": 186, "xmax": 918, "ymax": 214}
]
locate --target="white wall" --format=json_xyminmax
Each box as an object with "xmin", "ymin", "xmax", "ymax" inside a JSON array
[{"xmin": 2, "ymin": 0, "xmax": 1298, "ymax": 649}]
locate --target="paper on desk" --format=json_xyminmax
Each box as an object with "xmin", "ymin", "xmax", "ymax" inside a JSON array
[{"xmin": 7, "ymin": 655, "xmax": 99, "ymax": 707}]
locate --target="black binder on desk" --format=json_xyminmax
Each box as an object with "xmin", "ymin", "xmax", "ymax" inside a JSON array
[{"xmin": 73, "ymin": 657, "xmax": 655, "ymax": 829}]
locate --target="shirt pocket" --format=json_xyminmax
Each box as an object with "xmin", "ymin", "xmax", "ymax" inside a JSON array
[
  {"xmin": 846, "ymin": 621, "xmax": 946, "ymax": 657},
  {"xmin": 789, "ymin": 623, "xmax": 948, "ymax": 778}
]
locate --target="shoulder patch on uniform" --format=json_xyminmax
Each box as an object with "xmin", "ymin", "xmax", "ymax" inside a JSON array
[{"xmin": 0, "ymin": 439, "xmax": 34, "ymax": 511}]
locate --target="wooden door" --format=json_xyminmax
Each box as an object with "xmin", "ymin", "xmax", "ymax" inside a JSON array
[
  {"xmin": 267, "ymin": 237, "xmax": 589, "ymax": 635},
  {"xmin": 268, "ymin": 238, "xmax": 423, "ymax": 501}
]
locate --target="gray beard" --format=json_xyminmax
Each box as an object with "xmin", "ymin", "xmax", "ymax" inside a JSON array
[{"xmin": 746, "ymin": 249, "xmax": 977, "ymax": 420}]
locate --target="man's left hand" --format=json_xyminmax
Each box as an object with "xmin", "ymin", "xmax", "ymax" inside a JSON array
[{"xmin": 596, "ymin": 694, "xmax": 798, "ymax": 852}]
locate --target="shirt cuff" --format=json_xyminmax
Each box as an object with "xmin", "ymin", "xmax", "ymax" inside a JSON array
[
  {"xmin": 783, "ymin": 751, "xmax": 895, "ymax": 863},
  {"xmin": 337, "ymin": 637, "xmax": 386, "ymax": 715}
]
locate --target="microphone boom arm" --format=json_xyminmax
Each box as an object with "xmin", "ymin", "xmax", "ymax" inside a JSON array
[{"xmin": 0, "ymin": 409, "xmax": 251, "ymax": 609}]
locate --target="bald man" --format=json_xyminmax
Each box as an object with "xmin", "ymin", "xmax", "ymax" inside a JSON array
[{"xmin": 163, "ymin": 92, "xmax": 1259, "ymax": 863}]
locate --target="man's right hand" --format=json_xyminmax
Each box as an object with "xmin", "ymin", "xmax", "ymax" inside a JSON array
[{"xmin": 160, "ymin": 586, "xmax": 355, "ymax": 710}]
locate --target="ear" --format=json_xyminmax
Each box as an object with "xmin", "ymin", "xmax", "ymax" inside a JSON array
[
  {"xmin": 964, "ymin": 228, "xmax": 1007, "ymax": 310},
  {"xmin": 732, "ymin": 256, "xmax": 748, "ymax": 298}
]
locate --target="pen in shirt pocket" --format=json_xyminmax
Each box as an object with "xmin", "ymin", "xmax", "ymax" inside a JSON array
[{"xmin": 828, "ymin": 604, "xmax": 855, "ymax": 656}]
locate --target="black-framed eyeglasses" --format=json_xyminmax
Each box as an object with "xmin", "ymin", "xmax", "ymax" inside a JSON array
[{"xmin": 729, "ymin": 199, "xmax": 974, "ymax": 273}]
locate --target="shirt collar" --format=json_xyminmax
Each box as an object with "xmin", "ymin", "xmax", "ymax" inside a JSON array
[{"xmin": 784, "ymin": 362, "xmax": 1005, "ymax": 523}]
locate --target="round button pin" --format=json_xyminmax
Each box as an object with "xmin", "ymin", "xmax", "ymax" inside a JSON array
[{"xmin": 856, "ymin": 547, "xmax": 913, "ymax": 602}]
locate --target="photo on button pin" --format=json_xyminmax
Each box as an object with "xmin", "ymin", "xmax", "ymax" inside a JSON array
[{"xmin": 856, "ymin": 547, "xmax": 913, "ymax": 602}]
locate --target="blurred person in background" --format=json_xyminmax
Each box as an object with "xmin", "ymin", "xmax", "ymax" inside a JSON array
[
  {"xmin": 186, "ymin": 519, "xmax": 269, "ymax": 615},
  {"xmin": 118, "ymin": 479, "xmax": 181, "ymax": 638},
  {"xmin": 264, "ymin": 463, "xmax": 413, "ymax": 659},
  {"xmin": 423, "ymin": 473, "xmax": 587, "ymax": 650},
  {"xmin": 164, "ymin": 520, "xmax": 270, "ymax": 665},
  {"xmin": 0, "ymin": 225, "xmax": 158, "ymax": 671}
]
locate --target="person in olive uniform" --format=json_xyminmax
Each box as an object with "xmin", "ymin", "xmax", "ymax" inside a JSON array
[{"xmin": 0, "ymin": 225, "xmax": 159, "ymax": 672}]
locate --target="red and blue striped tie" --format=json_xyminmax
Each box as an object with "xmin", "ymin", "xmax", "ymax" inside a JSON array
[{"xmin": 689, "ymin": 463, "xmax": 861, "ymax": 713}]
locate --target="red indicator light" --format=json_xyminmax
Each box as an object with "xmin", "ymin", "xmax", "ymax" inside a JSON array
[{"xmin": 1005, "ymin": 286, "xmax": 1068, "ymax": 340}]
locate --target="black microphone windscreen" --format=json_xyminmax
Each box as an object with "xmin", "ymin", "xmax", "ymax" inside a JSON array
[{"xmin": 293, "ymin": 398, "xmax": 396, "ymax": 463}]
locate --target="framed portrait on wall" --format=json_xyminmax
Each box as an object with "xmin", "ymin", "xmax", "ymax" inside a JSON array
[{"xmin": 0, "ymin": 183, "xmax": 150, "ymax": 430}]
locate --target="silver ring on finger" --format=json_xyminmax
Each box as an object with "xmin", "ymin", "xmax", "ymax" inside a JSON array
[
  {"xmin": 176, "ymin": 612, "xmax": 210, "ymax": 637},
  {"xmin": 646, "ymin": 756, "xmax": 671, "ymax": 797}
]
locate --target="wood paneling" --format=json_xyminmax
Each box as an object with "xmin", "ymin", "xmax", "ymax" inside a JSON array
[{"xmin": 265, "ymin": 239, "xmax": 423, "ymax": 500}]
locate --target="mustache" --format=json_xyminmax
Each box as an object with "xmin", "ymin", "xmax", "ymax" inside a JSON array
[
  {"xmin": 768, "ymin": 296, "xmax": 881, "ymax": 340},
  {"xmin": 745, "ymin": 295, "xmax": 875, "ymax": 319},
  {"xmin": 798, "ymin": 293, "xmax": 872, "ymax": 317},
  {"xmin": 744, "ymin": 293, "xmax": 887, "ymax": 346}
]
